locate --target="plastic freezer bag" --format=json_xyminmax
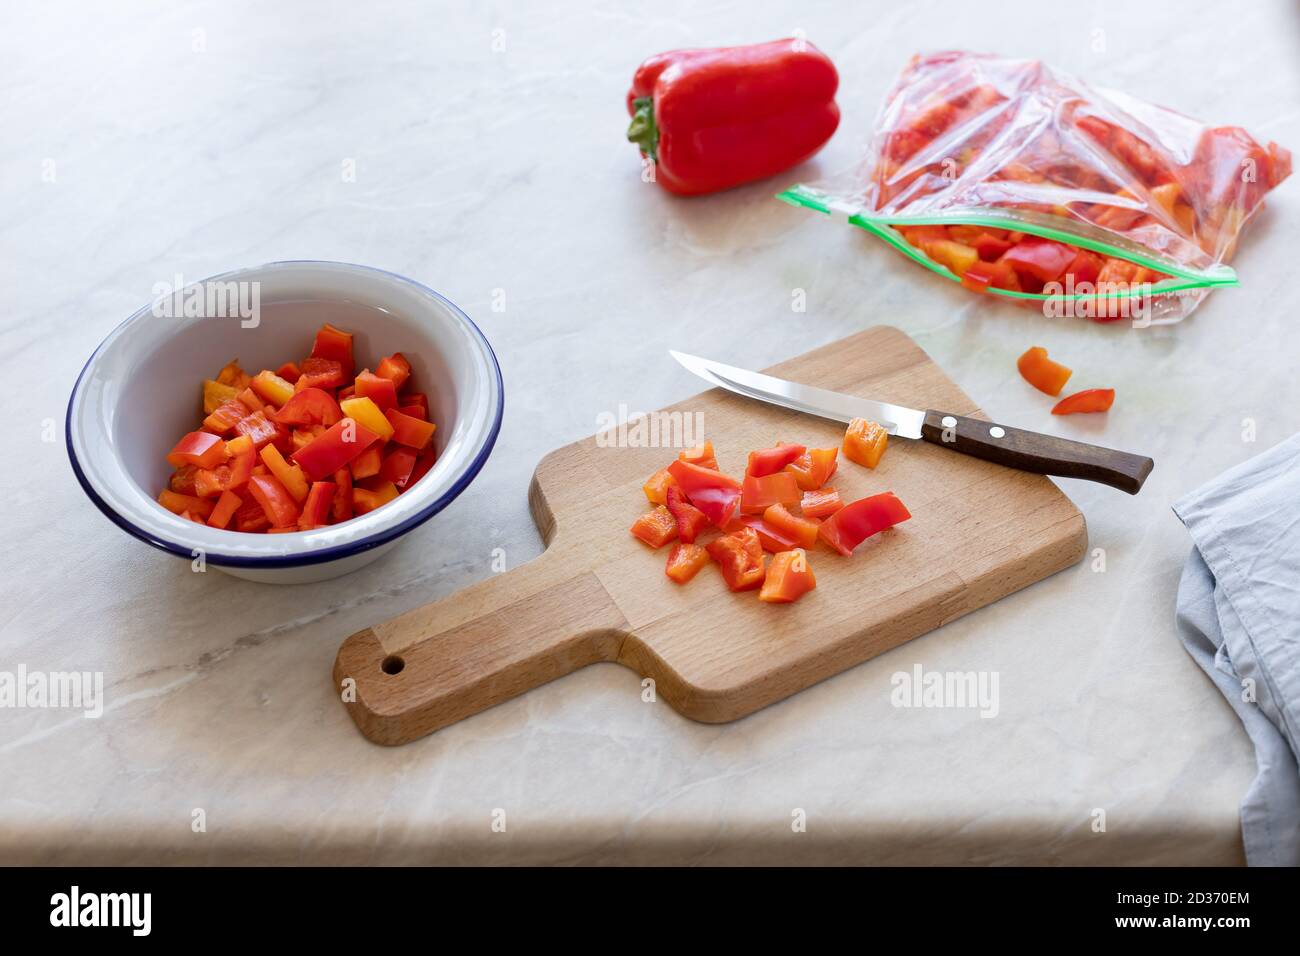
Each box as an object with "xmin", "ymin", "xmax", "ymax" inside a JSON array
[{"xmin": 780, "ymin": 51, "xmax": 1291, "ymax": 323}]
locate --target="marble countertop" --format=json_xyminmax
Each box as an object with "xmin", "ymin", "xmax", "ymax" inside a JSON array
[{"xmin": 3, "ymin": 0, "xmax": 1298, "ymax": 864}]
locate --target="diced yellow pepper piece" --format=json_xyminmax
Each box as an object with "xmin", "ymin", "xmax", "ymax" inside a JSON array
[
  {"xmin": 215, "ymin": 359, "xmax": 251, "ymax": 389},
  {"xmin": 925, "ymin": 239, "xmax": 979, "ymax": 277},
  {"xmin": 843, "ymin": 418, "xmax": 889, "ymax": 469},
  {"xmin": 339, "ymin": 396, "xmax": 396, "ymax": 441},
  {"xmin": 225, "ymin": 434, "xmax": 254, "ymax": 457},
  {"xmin": 250, "ymin": 369, "xmax": 296, "ymax": 408},
  {"xmin": 202, "ymin": 379, "xmax": 240, "ymax": 415},
  {"xmin": 642, "ymin": 468, "xmax": 677, "ymax": 505},
  {"xmin": 259, "ymin": 444, "xmax": 310, "ymax": 502}
]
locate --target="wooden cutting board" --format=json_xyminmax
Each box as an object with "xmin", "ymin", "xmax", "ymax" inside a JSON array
[{"xmin": 334, "ymin": 326, "xmax": 1087, "ymax": 745}]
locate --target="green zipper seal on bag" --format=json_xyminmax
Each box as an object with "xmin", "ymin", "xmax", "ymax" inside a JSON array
[{"xmin": 776, "ymin": 183, "xmax": 1238, "ymax": 300}]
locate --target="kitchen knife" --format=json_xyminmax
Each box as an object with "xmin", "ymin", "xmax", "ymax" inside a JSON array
[{"xmin": 670, "ymin": 349, "xmax": 1154, "ymax": 494}]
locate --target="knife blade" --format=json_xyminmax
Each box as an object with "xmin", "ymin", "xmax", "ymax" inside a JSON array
[
  {"xmin": 670, "ymin": 349, "xmax": 926, "ymax": 437},
  {"xmin": 669, "ymin": 349, "xmax": 1154, "ymax": 494}
]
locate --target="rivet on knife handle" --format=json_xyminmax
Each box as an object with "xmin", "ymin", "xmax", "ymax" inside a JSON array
[{"xmin": 919, "ymin": 411, "xmax": 1154, "ymax": 494}]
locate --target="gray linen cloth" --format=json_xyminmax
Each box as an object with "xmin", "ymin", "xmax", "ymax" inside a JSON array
[{"xmin": 1174, "ymin": 432, "xmax": 1300, "ymax": 866}]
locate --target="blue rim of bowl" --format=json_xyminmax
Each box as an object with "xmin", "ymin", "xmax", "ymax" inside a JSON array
[{"xmin": 65, "ymin": 260, "xmax": 504, "ymax": 568}]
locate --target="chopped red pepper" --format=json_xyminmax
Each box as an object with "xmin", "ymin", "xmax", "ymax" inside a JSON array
[
  {"xmin": 1017, "ymin": 347, "xmax": 1073, "ymax": 397},
  {"xmin": 331, "ymin": 467, "xmax": 354, "ymax": 522},
  {"xmin": 354, "ymin": 370, "xmax": 399, "ymax": 411},
  {"xmin": 375, "ymin": 353, "xmax": 412, "ymax": 390},
  {"xmin": 1051, "ymin": 388, "xmax": 1115, "ymax": 415},
  {"xmin": 678, "ymin": 441, "xmax": 719, "ymax": 471},
  {"xmin": 666, "ymin": 459, "xmax": 741, "ymax": 527},
  {"xmin": 642, "ymin": 467, "xmax": 677, "ymax": 505},
  {"xmin": 784, "ymin": 447, "xmax": 838, "ymax": 490},
  {"xmin": 974, "ymin": 233, "xmax": 1013, "ymax": 261},
  {"xmin": 206, "ymin": 490, "xmax": 242, "ymax": 529},
  {"xmin": 706, "ymin": 527, "xmax": 767, "ymax": 591},
  {"xmin": 665, "ymin": 542, "xmax": 710, "ymax": 585},
  {"xmin": 842, "ymin": 418, "xmax": 888, "ymax": 469},
  {"xmin": 378, "ymin": 446, "xmax": 419, "ymax": 488},
  {"xmin": 353, "ymin": 482, "xmax": 398, "ymax": 515},
  {"xmin": 276, "ymin": 362, "xmax": 302, "ymax": 384},
  {"xmin": 193, "ymin": 464, "xmax": 234, "ymax": 499},
  {"xmin": 800, "ymin": 487, "xmax": 843, "ymax": 520},
  {"xmin": 746, "ymin": 442, "xmax": 806, "ymax": 477},
  {"xmin": 310, "ymin": 323, "xmax": 355, "ymax": 378},
  {"xmin": 274, "ymin": 387, "xmax": 343, "ymax": 427},
  {"xmin": 296, "ymin": 356, "xmax": 347, "ymax": 391},
  {"xmin": 740, "ymin": 472, "xmax": 801, "ymax": 513},
  {"xmin": 233, "ymin": 496, "xmax": 270, "ymax": 532},
  {"xmin": 400, "ymin": 392, "xmax": 429, "ymax": 419},
  {"xmin": 818, "ymin": 492, "xmax": 912, "ymax": 556},
  {"xmin": 724, "ymin": 514, "xmax": 799, "ymax": 553},
  {"xmin": 407, "ymin": 447, "xmax": 437, "ymax": 488},
  {"xmin": 298, "ymin": 481, "xmax": 336, "ymax": 530},
  {"xmin": 763, "ymin": 503, "xmax": 819, "ymax": 549},
  {"xmin": 350, "ymin": 444, "xmax": 383, "ymax": 480},
  {"xmin": 759, "ymin": 549, "xmax": 817, "ymax": 603},
  {"xmin": 999, "ymin": 236, "xmax": 1077, "ymax": 283},
  {"xmin": 664, "ymin": 485, "xmax": 708, "ymax": 544},
  {"xmin": 1065, "ymin": 250, "xmax": 1104, "ymax": 286},
  {"xmin": 290, "ymin": 417, "xmax": 381, "ymax": 481},
  {"xmin": 202, "ymin": 398, "xmax": 250, "ymax": 436},
  {"xmin": 166, "ymin": 431, "xmax": 229, "ymax": 470},
  {"xmin": 237, "ymin": 386, "xmax": 264, "ymax": 412},
  {"xmin": 630, "ymin": 505, "xmax": 678, "ymax": 549},
  {"xmin": 247, "ymin": 473, "xmax": 300, "ymax": 528},
  {"xmin": 961, "ymin": 258, "xmax": 1022, "ymax": 294},
  {"xmin": 214, "ymin": 359, "xmax": 249, "ymax": 389},
  {"xmin": 385, "ymin": 408, "xmax": 436, "ymax": 449},
  {"xmin": 158, "ymin": 489, "xmax": 214, "ymax": 519},
  {"xmin": 222, "ymin": 435, "xmax": 256, "ymax": 489},
  {"xmin": 169, "ymin": 466, "xmax": 199, "ymax": 495},
  {"xmin": 233, "ymin": 409, "xmax": 288, "ymax": 450}
]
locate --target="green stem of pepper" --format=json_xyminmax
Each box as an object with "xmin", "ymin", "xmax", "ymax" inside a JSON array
[{"xmin": 626, "ymin": 96, "xmax": 658, "ymax": 161}]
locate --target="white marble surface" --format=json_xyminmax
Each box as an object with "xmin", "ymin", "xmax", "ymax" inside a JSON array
[{"xmin": 2, "ymin": 0, "xmax": 1297, "ymax": 864}]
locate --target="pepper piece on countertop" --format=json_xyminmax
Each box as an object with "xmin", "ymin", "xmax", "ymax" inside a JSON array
[
  {"xmin": 1017, "ymin": 347, "xmax": 1073, "ymax": 397},
  {"xmin": 1052, "ymin": 388, "xmax": 1115, "ymax": 415}
]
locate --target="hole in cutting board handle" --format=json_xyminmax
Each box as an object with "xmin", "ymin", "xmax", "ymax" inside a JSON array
[{"xmin": 381, "ymin": 655, "xmax": 405, "ymax": 676}]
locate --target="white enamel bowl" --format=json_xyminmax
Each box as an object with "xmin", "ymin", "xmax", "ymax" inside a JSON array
[{"xmin": 67, "ymin": 261, "xmax": 503, "ymax": 584}]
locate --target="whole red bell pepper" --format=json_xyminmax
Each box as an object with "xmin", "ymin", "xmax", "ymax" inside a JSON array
[{"xmin": 626, "ymin": 39, "xmax": 840, "ymax": 196}]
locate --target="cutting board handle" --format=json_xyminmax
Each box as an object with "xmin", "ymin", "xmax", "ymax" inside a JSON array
[{"xmin": 333, "ymin": 550, "xmax": 629, "ymax": 745}]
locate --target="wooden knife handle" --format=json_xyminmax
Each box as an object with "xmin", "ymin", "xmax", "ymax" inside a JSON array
[
  {"xmin": 920, "ymin": 410, "xmax": 1154, "ymax": 494},
  {"xmin": 333, "ymin": 551, "xmax": 629, "ymax": 745}
]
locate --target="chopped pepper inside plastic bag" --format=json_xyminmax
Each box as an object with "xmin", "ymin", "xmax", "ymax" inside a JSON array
[{"xmin": 780, "ymin": 51, "xmax": 1291, "ymax": 323}]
